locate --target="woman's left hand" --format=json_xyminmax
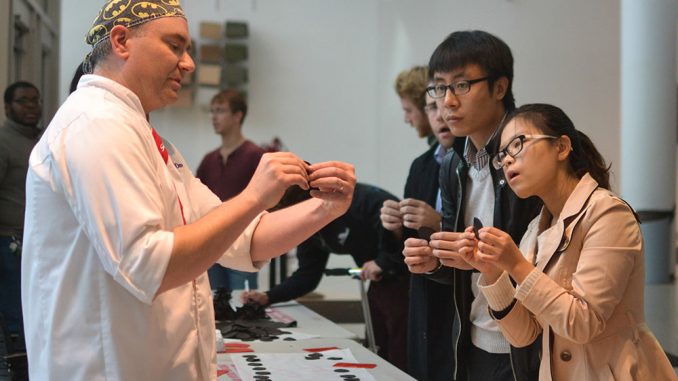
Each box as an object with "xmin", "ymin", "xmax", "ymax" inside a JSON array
[
  {"xmin": 475, "ymin": 227, "xmax": 527, "ymax": 274},
  {"xmin": 456, "ymin": 226, "xmax": 503, "ymax": 279}
]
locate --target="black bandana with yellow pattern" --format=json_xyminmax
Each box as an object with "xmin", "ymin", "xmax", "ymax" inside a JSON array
[{"xmin": 85, "ymin": 0, "xmax": 185, "ymax": 47}]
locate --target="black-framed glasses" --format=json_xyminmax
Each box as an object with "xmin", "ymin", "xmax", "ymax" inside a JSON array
[
  {"xmin": 491, "ymin": 134, "xmax": 559, "ymax": 170},
  {"xmin": 12, "ymin": 97, "xmax": 42, "ymax": 106},
  {"xmin": 425, "ymin": 76, "xmax": 492, "ymax": 99}
]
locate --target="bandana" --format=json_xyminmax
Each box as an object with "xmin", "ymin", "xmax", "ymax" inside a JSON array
[{"xmin": 85, "ymin": 0, "xmax": 186, "ymax": 47}]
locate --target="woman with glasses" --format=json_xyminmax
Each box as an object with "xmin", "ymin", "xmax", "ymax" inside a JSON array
[{"xmin": 451, "ymin": 103, "xmax": 676, "ymax": 380}]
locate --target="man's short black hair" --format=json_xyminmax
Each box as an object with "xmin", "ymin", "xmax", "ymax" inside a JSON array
[
  {"xmin": 4, "ymin": 81, "xmax": 39, "ymax": 104},
  {"xmin": 428, "ymin": 30, "xmax": 515, "ymax": 111}
]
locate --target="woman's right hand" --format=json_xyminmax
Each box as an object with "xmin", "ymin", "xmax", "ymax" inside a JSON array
[{"xmin": 457, "ymin": 226, "xmax": 503, "ymax": 281}]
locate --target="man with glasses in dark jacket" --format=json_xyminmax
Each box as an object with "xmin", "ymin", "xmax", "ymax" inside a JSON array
[{"xmin": 403, "ymin": 31, "xmax": 542, "ymax": 381}]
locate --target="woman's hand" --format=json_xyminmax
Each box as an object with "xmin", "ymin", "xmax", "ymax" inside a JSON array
[
  {"xmin": 455, "ymin": 226, "xmax": 503, "ymax": 282},
  {"xmin": 475, "ymin": 226, "xmax": 533, "ymax": 284}
]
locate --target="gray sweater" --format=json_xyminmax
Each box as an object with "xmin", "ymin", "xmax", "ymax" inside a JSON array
[{"xmin": 0, "ymin": 118, "xmax": 40, "ymax": 236}]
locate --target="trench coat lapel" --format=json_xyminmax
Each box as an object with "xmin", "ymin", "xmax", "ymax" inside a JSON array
[{"xmin": 534, "ymin": 174, "xmax": 599, "ymax": 272}]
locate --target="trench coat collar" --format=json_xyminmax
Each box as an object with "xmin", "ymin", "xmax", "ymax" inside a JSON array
[{"xmin": 532, "ymin": 173, "xmax": 599, "ymax": 271}]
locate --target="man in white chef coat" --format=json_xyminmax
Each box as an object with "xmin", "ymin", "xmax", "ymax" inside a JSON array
[{"xmin": 21, "ymin": 1, "xmax": 356, "ymax": 380}]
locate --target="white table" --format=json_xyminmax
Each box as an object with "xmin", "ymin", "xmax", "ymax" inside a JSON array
[
  {"xmin": 266, "ymin": 301, "xmax": 358, "ymax": 340},
  {"xmin": 221, "ymin": 297, "xmax": 407, "ymax": 379},
  {"xmin": 217, "ymin": 338, "xmax": 415, "ymax": 381}
]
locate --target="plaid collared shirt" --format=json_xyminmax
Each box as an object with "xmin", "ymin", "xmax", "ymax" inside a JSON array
[{"xmin": 463, "ymin": 113, "xmax": 506, "ymax": 170}]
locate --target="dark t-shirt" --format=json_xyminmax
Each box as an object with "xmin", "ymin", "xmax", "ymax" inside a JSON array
[{"xmin": 196, "ymin": 140, "xmax": 265, "ymax": 201}]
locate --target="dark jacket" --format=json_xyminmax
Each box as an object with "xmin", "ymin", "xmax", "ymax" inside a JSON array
[
  {"xmin": 266, "ymin": 183, "xmax": 406, "ymax": 304},
  {"xmin": 403, "ymin": 143, "xmax": 457, "ymax": 381},
  {"xmin": 430, "ymin": 134, "xmax": 542, "ymax": 381}
]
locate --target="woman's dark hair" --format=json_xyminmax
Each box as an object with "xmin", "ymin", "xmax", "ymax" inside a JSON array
[{"xmin": 505, "ymin": 103, "xmax": 610, "ymax": 190}]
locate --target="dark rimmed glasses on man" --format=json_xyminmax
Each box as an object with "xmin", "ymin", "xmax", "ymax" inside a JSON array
[
  {"xmin": 425, "ymin": 76, "xmax": 492, "ymax": 99},
  {"xmin": 491, "ymin": 134, "xmax": 559, "ymax": 170}
]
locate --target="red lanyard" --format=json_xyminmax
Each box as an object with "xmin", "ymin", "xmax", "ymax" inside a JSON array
[{"xmin": 151, "ymin": 128, "xmax": 186, "ymax": 225}]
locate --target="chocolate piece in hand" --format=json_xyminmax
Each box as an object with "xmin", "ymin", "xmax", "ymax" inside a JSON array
[
  {"xmin": 418, "ymin": 227, "xmax": 436, "ymax": 242},
  {"xmin": 473, "ymin": 217, "xmax": 483, "ymax": 240},
  {"xmin": 268, "ymin": 184, "xmax": 312, "ymax": 212},
  {"xmin": 303, "ymin": 160, "xmax": 319, "ymax": 191}
]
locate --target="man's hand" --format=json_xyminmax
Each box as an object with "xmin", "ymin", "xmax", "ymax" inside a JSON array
[
  {"xmin": 307, "ymin": 161, "xmax": 356, "ymax": 217},
  {"xmin": 242, "ymin": 152, "xmax": 310, "ymax": 210},
  {"xmin": 399, "ymin": 198, "xmax": 442, "ymax": 232},
  {"xmin": 403, "ymin": 238, "xmax": 439, "ymax": 273},
  {"xmin": 360, "ymin": 260, "xmax": 383, "ymax": 281},
  {"xmin": 240, "ymin": 290, "xmax": 270, "ymax": 305},
  {"xmin": 429, "ymin": 231, "xmax": 475, "ymax": 270},
  {"xmin": 380, "ymin": 199, "xmax": 403, "ymax": 233}
]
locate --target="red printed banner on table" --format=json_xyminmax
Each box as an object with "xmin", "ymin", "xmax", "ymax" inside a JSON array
[
  {"xmin": 333, "ymin": 362, "xmax": 377, "ymax": 369},
  {"xmin": 224, "ymin": 342, "xmax": 252, "ymax": 348},
  {"xmin": 303, "ymin": 347, "xmax": 339, "ymax": 353},
  {"xmin": 224, "ymin": 348, "xmax": 254, "ymax": 353}
]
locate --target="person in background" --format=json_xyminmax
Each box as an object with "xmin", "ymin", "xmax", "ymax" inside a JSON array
[
  {"xmin": 380, "ymin": 85, "xmax": 460, "ymax": 380},
  {"xmin": 403, "ymin": 31, "xmax": 542, "ymax": 380},
  {"xmin": 394, "ymin": 65, "xmax": 434, "ymax": 145},
  {"xmin": 463, "ymin": 103, "xmax": 677, "ymax": 381},
  {"xmin": 197, "ymin": 89, "xmax": 265, "ymax": 290},
  {"xmin": 21, "ymin": 1, "xmax": 356, "ymax": 380},
  {"xmin": 0, "ymin": 81, "xmax": 41, "ymax": 378},
  {"xmin": 242, "ymin": 183, "xmax": 410, "ymax": 371}
]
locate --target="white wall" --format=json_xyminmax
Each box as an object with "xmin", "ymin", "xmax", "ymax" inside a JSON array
[{"xmin": 59, "ymin": 0, "xmax": 622, "ymax": 197}]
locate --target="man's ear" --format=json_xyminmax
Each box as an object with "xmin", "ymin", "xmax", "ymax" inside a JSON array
[
  {"xmin": 4, "ymin": 103, "xmax": 10, "ymax": 118},
  {"xmin": 109, "ymin": 25, "xmax": 133, "ymax": 60},
  {"xmin": 492, "ymin": 77, "xmax": 509, "ymax": 101}
]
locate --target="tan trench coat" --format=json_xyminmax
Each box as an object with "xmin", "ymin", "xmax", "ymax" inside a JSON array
[{"xmin": 495, "ymin": 174, "xmax": 677, "ymax": 381}]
